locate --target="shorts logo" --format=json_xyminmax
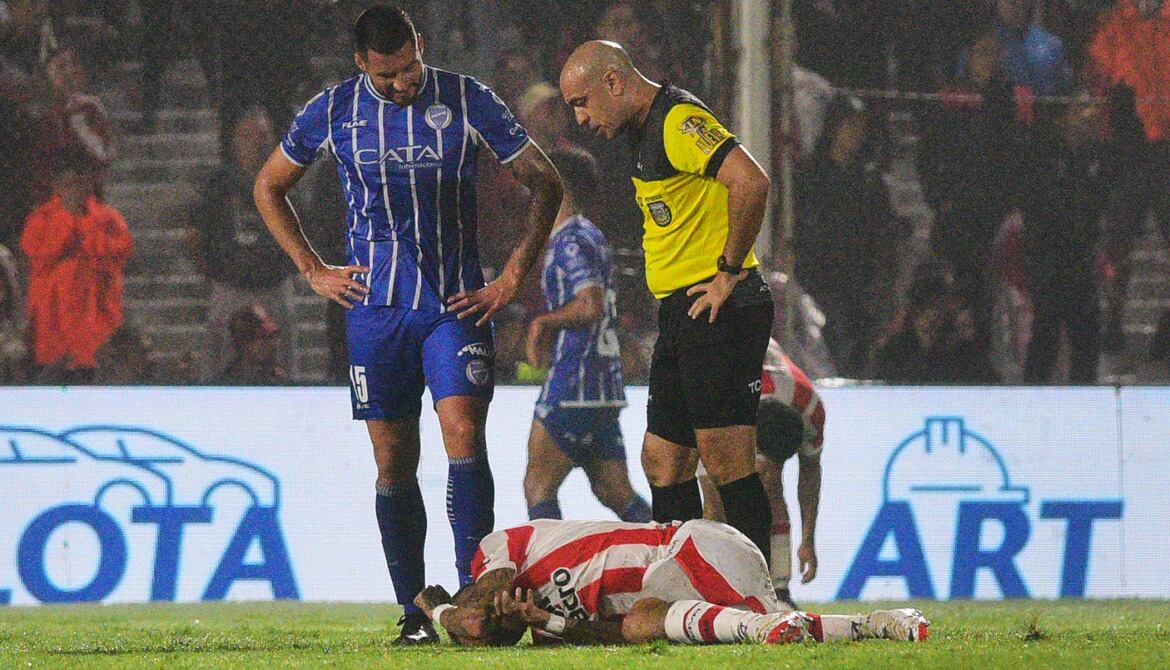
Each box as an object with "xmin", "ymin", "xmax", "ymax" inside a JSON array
[
  {"xmin": 679, "ymin": 115, "xmax": 729, "ymax": 155},
  {"xmin": 457, "ymin": 343, "xmax": 493, "ymax": 358},
  {"xmin": 465, "ymin": 359, "xmax": 492, "ymax": 386},
  {"xmin": 425, "ymin": 104, "xmax": 452, "ymax": 131},
  {"xmin": 648, "ymin": 201, "xmax": 672, "ymax": 227},
  {"xmin": 747, "ymin": 379, "xmax": 763, "ymax": 393}
]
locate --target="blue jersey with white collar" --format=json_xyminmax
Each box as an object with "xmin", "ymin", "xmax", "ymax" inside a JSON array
[
  {"xmin": 282, "ymin": 67, "xmax": 530, "ymax": 311},
  {"xmin": 537, "ymin": 215, "xmax": 626, "ymax": 409}
]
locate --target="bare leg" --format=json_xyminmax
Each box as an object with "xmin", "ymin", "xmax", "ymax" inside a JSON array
[
  {"xmin": 523, "ymin": 419, "xmax": 575, "ymax": 518},
  {"xmin": 368, "ymin": 418, "xmax": 421, "ymax": 488},
  {"xmin": 641, "ymin": 432, "xmax": 700, "ymax": 486},
  {"xmin": 696, "ymin": 425, "xmax": 772, "ymax": 566},
  {"xmin": 621, "ymin": 598, "xmax": 672, "ymax": 643},
  {"xmin": 698, "ymin": 471, "xmax": 724, "ymax": 521},
  {"xmin": 642, "ymin": 432, "xmax": 703, "ymax": 523},
  {"xmin": 434, "ymin": 395, "xmax": 489, "ymax": 459},
  {"xmin": 582, "ymin": 457, "xmax": 651, "ymax": 522}
]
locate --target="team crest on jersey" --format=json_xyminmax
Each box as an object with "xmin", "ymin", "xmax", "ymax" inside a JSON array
[
  {"xmin": 466, "ymin": 358, "xmax": 492, "ymax": 386},
  {"xmin": 648, "ymin": 200, "xmax": 673, "ymax": 227},
  {"xmin": 679, "ymin": 115, "xmax": 728, "ymax": 155},
  {"xmin": 425, "ymin": 104, "xmax": 452, "ymax": 130}
]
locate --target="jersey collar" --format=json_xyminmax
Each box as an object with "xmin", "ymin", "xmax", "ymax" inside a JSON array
[{"xmin": 362, "ymin": 65, "xmax": 432, "ymax": 107}]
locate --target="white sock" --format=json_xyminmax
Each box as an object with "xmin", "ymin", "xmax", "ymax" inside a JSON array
[
  {"xmin": 664, "ymin": 601, "xmax": 814, "ymax": 645},
  {"xmin": 815, "ymin": 614, "xmax": 865, "ymax": 642},
  {"xmin": 770, "ymin": 520, "xmax": 792, "ymax": 589}
]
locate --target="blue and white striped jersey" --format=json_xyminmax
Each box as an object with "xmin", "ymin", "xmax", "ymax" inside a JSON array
[
  {"xmin": 537, "ymin": 215, "xmax": 626, "ymax": 408},
  {"xmin": 281, "ymin": 66, "xmax": 531, "ymax": 311}
]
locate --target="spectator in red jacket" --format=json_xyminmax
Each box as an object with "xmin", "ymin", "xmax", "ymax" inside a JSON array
[
  {"xmin": 20, "ymin": 148, "xmax": 131, "ymax": 383},
  {"xmin": 1089, "ymin": 0, "xmax": 1170, "ymax": 353}
]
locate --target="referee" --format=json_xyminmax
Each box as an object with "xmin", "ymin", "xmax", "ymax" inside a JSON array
[{"xmin": 559, "ymin": 41, "xmax": 775, "ymax": 565}]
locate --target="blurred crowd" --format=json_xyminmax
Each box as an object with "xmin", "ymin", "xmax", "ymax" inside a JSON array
[
  {"xmin": 0, "ymin": 0, "xmax": 1167, "ymax": 386},
  {"xmin": 788, "ymin": 0, "xmax": 1170, "ymax": 384}
]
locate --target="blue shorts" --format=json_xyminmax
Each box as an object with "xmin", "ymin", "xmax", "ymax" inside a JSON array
[
  {"xmin": 534, "ymin": 405, "xmax": 626, "ymax": 463},
  {"xmin": 346, "ymin": 305, "xmax": 494, "ymax": 420}
]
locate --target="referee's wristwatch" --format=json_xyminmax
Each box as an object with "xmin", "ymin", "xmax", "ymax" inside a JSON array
[{"xmin": 717, "ymin": 255, "xmax": 742, "ymax": 275}]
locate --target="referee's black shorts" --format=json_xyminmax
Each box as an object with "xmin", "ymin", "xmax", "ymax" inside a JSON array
[{"xmin": 647, "ymin": 269, "xmax": 774, "ymax": 448}]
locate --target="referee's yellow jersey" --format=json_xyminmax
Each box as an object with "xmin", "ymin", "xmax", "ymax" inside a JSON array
[{"xmin": 629, "ymin": 85, "xmax": 759, "ymax": 298}]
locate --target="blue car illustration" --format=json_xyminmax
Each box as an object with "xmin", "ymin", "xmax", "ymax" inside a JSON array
[
  {"xmin": 0, "ymin": 427, "xmax": 172, "ymax": 510},
  {"xmin": 61, "ymin": 427, "xmax": 279, "ymax": 509}
]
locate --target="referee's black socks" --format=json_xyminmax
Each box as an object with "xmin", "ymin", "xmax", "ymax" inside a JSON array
[
  {"xmin": 717, "ymin": 473, "xmax": 773, "ymax": 568},
  {"xmin": 650, "ymin": 478, "xmax": 703, "ymax": 524}
]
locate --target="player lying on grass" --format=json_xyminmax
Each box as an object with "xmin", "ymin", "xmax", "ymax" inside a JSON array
[{"xmin": 413, "ymin": 518, "xmax": 928, "ymax": 646}]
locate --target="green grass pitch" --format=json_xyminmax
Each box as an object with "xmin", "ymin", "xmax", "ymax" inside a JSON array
[{"xmin": 2, "ymin": 600, "xmax": 1168, "ymax": 669}]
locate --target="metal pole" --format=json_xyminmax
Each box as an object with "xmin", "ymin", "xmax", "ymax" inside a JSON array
[
  {"xmin": 731, "ymin": 0, "xmax": 773, "ymax": 264},
  {"xmin": 776, "ymin": 0, "xmax": 795, "ymax": 271}
]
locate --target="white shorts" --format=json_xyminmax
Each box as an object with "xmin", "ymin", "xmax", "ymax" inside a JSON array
[{"xmin": 640, "ymin": 519, "xmax": 785, "ymax": 613}]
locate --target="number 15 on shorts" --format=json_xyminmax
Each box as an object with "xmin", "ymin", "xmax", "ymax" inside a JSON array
[{"xmin": 349, "ymin": 365, "xmax": 369, "ymax": 403}]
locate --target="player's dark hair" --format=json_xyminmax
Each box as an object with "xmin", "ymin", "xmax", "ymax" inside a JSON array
[
  {"xmin": 756, "ymin": 395, "xmax": 806, "ymax": 463},
  {"xmin": 353, "ymin": 5, "xmax": 416, "ymax": 56},
  {"xmin": 481, "ymin": 615, "xmax": 527, "ymax": 647},
  {"xmin": 447, "ymin": 582, "xmax": 526, "ymax": 647},
  {"xmin": 547, "ymin": 147, "xmax": 599, "ymax": 214}
]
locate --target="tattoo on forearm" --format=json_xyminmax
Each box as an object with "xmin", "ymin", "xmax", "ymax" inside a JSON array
[{"xmin": 504, "ymin": 149, "xmax": 563, "ymax": 281}]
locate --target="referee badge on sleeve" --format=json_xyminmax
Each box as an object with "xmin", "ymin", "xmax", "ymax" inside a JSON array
[
  {"xmin": 679, "ymin": 115, "xmax": 728, "ymax": 155},
  {"xmin": 648, "ymin": 200, "xmax": 673, "ymax": 227}
]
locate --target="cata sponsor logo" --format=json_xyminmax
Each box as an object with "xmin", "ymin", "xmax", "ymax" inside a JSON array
[{"xmin": 353, "ymin": 143, "xmax": 443, "ymax": 167}]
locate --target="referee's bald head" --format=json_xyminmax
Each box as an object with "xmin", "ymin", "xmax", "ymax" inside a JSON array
[
  {"xmin": 559, "ymin": 40, "xmax": 653, "ymax": 139},
  {"xmin": 561, "ymin": 40, "xmax": 636, "ymax": 86}
]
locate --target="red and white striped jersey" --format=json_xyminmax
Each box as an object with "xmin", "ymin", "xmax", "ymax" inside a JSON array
[
  {"xmin": 760, "ymin": 339, "xmax": 825, "ymax": 457},
  {"xmin": 471, "ymin": 519, "xmax": 681, "ymax": 621}
]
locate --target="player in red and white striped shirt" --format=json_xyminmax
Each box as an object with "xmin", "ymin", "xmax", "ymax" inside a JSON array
[
  {"xmin": 699, "ymin": 338, "xmax": 824, "ymax": 608},
  {"xmin": 414, "ymin": 518, "xmax": 927, "ymax": 646}
]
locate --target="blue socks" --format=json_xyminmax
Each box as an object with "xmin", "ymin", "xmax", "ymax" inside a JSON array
[
  {"xmin": 447, "ymin": 454, "xmax": 495, "ymax": 586},
  {"xmin": 528, "ymin": 499, "xmax": 563, "ymax": 520},
  {"xmin": 375, "ymin": 480, "xmax": 427, "ymax": 615},
  {"xmin": 530, "ymin": 495, "xmax": 651, "ymax": 522},
  {"xmin": 619, "ymin": 494, "xmax": 653, "ymax": 523}
]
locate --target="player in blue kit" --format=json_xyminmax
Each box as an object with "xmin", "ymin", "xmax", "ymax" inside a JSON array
[
  {"xmin": 253, "ymin": 5, "xmax": 562, "ymax": 645},
  {"xmin": 523, "ymin": 148, "xmax": 651, "ymax": 524}
]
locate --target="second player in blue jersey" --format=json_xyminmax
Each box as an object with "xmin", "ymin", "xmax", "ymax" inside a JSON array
[
  {"xmin": 523, "ymin": 148, "xmax": 650, "ymax": 525},
  {"xmin": 253, "ymin": 5, "xmax": 562, "ymax": 645}
]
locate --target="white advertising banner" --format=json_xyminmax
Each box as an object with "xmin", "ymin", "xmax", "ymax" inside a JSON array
[
  {"xmin": 1117, "ymin": 388, "xmax": 1170, "ymax": 598},
  {"xmin": 809, "ymin": 387, "xmax": 1126, "ymax": 601},
  {"xmin": 0, "ymin": 385, "xmax": 1163, "ymax": 606}
]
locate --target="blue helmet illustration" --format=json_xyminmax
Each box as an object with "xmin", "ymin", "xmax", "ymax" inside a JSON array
[{"xmin": 883, "ymin": 417, "xmax": 1029, "ymax": 504}]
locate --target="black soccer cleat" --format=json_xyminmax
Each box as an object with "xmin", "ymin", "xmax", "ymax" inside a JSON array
[
  {"xmin": 395, "ymin": 613, "xmax": 440, "ymax": 645},
  {"xmin": 776, "ymin": 587, "xmax": 799, "ymax": 610}
]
